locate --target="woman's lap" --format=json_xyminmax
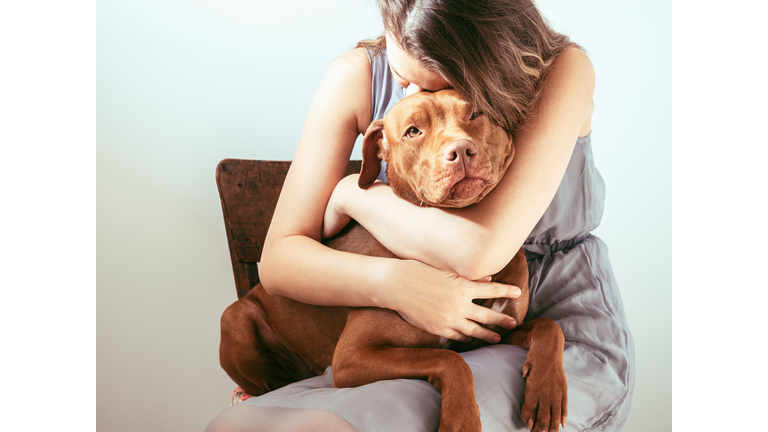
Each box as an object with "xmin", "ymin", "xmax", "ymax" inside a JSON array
[{"xmin": 207, "ymin": 235, "xmax": 635, "ymax": 432}]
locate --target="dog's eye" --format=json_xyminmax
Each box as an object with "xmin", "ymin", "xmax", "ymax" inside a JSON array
[
  {"xmin": 406, "ymin": 127, "xmax": 421, "ymax": 138},
  {"xmin": 470, "ymin": 111, "xmax": 484, "ymax": 121}
]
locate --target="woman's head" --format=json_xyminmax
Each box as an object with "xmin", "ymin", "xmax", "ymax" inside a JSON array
[
  {"xmin": 383, "ymin": 32, "xmax": 450, "ymax": 93},
  {"xmin": 362, "ymin": 0, "xmax": 578, "ymax": 132}
]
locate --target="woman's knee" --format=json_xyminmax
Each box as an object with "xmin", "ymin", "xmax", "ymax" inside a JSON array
[
  {"xmin": 204, "ymin": 403, "xmax": 280, "ymax": 432},
  {"xmin": 280, "ymin": 410, "xmax": 357, "ymax": 432},
  {"xmin": 204, "ymin": 404, "xmax": 357, "ymax": 432}
]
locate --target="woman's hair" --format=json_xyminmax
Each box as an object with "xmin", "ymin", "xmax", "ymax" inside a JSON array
[{"xmin": 357, "ymin": 0, "xmax": 579, "ymax": 132}]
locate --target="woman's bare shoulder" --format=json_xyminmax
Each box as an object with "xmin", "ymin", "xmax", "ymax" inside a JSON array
[
  {"xmin": 319, "ymin": 47, "xmax": 373, "ymax": 134},
  {"xmin": 334, "ymin": 47, "xmax": 371, "ymax": 68},
  {"xmin": 550, "ymin": 47, "xmax": 595, "ymax": 137},
  {"xmin": 555, "ymin": 46, "xmax": 595, "ymax": 78},
  {"xmin": 326, "ymin": 47, "xmax": 371, "ymax": 93}
]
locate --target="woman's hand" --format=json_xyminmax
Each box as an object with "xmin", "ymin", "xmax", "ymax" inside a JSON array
[
  {"xmin": 324, "ymin": 174, "xmax": 521, "ymax": 343},
  {"xmin": 322, "ymin": 174, "xmax": 360, "ymax": 240},
  {"xmin": 383, "ymin": 259, "xmax": 522, "ymax": 344}
]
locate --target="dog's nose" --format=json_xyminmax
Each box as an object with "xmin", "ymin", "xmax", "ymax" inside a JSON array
[{"xmin": 442, "ymin": 139, "xmax": 477, "ymax": 163}]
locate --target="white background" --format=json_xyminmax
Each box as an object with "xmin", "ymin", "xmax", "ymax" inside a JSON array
[{"xmin": 2, "ymin": 0, "xmax": 765, "ymax": 431}]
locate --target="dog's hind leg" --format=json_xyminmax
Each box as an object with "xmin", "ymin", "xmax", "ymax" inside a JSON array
[{"xmin": 219, "ymin": 289, "xmax": 316, "ymax": 396}]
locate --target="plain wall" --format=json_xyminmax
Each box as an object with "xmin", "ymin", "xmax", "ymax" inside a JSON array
[{"xmin": 96, "ymin": 0, "xmax": 670, "ymax": 431}]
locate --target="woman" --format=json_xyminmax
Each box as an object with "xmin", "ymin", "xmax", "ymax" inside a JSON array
[{"xmin": 207, "ymin": 0, "xmax": 634, "ymax": 430}]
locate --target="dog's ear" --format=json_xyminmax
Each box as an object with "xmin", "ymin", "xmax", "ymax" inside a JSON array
[{"xmin": 359, "ymin": 119, "xmax": 386, "ymax": 189}]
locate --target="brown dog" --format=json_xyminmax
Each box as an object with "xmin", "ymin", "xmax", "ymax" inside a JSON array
[{"xmin": 220, "ymin": 90, "xmax": 567, "ymax": 432}]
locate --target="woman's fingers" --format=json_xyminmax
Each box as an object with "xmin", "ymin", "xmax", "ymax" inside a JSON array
[
  {"xmin": 472, "ymin": 281, "xmax": 522, "ymax": 299},
  {"xmin": 460, "ymin": 322, "xmax": 502, "ymax": 344},
  {"xmin": 444, "ymin": 331, "xmax": 472, "ymax": 343},
  {"xmin": 389, "ymin": 261, "xmax": 523, "ymax": 344},
  {"xmin": 461, "ymin": 279, "xmax": 521, "ymax": 340},
  {"xmin": 467, "ymin": 304, "xmax": 517, "ymax": 330},
  {"xmin": 472, "ymin": 275, "xmax": 493, "ymax": 283}
]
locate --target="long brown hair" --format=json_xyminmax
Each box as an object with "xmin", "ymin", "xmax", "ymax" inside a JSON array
[{"xmin": 357, "ymin": 0, "xmax": 579, "ymax": 132}]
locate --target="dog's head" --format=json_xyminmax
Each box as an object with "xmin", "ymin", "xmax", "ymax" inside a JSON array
[{"xmin": 359, "ymin": 89, "xmax": 515, "ymax": 208}]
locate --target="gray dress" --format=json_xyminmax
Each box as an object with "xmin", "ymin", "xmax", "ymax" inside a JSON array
[{"xmin": 216, "ymin": 49, "xmax": 636, "ymax": 432}]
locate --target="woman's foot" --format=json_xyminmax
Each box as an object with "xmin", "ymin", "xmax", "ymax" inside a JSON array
[{"xmin": 230, "ymin": 386, "xmax": 254, "ymax": 405}]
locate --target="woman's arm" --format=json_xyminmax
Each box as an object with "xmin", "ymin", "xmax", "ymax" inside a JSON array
[
  {"xmin": 324, "ymin": 48, "xmax": 595, "ymax": 281},
  {"xmin": 259, "ymin": 48, "xmax": 521, "ymax": 343},
  {"xmin": 259, "ymin": 48, "xmax": 374, "ymax": 304}
]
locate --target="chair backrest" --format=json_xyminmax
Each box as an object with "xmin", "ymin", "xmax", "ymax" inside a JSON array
[{"xmin": 216, "ymin": 159, "xmax": 362, "ymax": 298}]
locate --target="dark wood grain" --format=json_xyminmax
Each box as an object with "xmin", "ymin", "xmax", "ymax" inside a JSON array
[{"xmin": 216, "ymin": 159, "xmax": 362, "ymax": 299}]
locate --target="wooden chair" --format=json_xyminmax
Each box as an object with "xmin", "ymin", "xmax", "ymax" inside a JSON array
[{"xmin": 215, "ymin": 159, "xmax": 363, "ymax": 298}]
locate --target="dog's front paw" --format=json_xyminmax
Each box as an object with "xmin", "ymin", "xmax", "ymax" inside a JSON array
[
  {"xmin": 437, "ymin": 402, "xmax": 482, "ymax": 432},
  {"xmin": 437, "ymin": 384, "xmax": 482, "ymax": 432},
  {"xmin": 520, "ymin": 356, "xmax": 568, "ymax": 432}
]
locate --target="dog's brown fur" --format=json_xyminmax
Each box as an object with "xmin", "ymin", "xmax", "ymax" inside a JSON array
[{"xmin": 220, "ymin": 90, "xmax": 567, "ymax": 432}]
